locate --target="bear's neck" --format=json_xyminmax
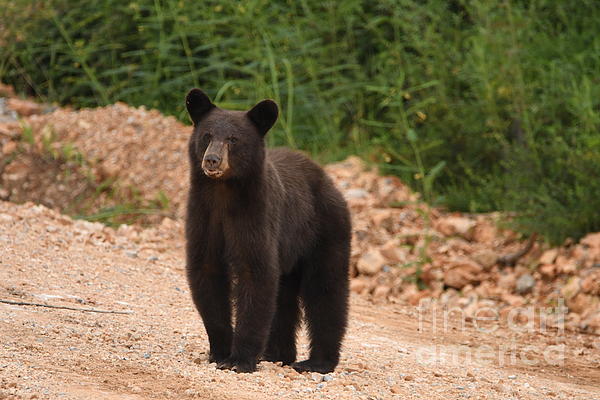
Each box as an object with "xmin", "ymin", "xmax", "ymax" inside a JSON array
[{"xmin": 190, "ymin": 163, "xmax": 268, "ymax": 206}]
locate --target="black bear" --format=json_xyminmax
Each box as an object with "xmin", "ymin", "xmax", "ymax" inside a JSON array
[{"xmin": 184, "ymin": 89, "xmax": 351, "ymax": 374}]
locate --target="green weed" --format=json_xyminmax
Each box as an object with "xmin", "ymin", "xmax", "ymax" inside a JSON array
[{"xmin": 2, "ymin": 0, "xmax": 599, "ymax": 243}]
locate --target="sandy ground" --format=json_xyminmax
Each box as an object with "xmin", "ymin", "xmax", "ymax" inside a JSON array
[{"xmin": 1, "ymin": 201, "xmax": 599, "ymax": 400}]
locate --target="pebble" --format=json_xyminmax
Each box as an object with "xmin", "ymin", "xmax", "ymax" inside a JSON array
[
  {"xmin": 2, "ymin": 140, "xmax": 17, "ymax": 155},
  {"xmin": 345, "ymin": 188, "xmax": 369, "ymax": 199},
  {"xmin": 148, "ymin": 255, "xmax": 159, "ymax": 261},
  {"xmin": 350, "ymin": 278, "xmax": 369, "ymax": 293},
  {"xmin": 323, "ymin": 374, "xmax": 334, "ymax": 382},
  {"xmin": 471, "ymin": 249, "xmax": 498, "ymax": 270},
  {"xmin": 0, "ymin": 213, "xmax": 14, "ymax": 223},
  {"xmin": 0, "ymin": 98, "xmax": 18, "ymax": 121},
  {"xmin": 373, "ymin": 285, "xmax": 391, "ymax": 299},
  {"xmin": 516, "ymin": 274, "xmax": 535, "ymax": 294},
  {"xmin": 283, "ymin": 368, "xmax": 300, "ymax": 379},
  {"xmin": 35, "ymin": 294, "xmax": 63, "ymax": 301},
  {"xmin": 508, "ymin": 375, "xmax": 517, "ymax": 380},
  {"xmin": 493, "ymin": 383, "xmax": 508, "ymax": 393},
  {"xmin": 126, "ymin": 250, "xmax": 138, "ymax": 258},
  {"xmin": 356, "ymin": 250, "xmax": 386, "ymax": 275}
]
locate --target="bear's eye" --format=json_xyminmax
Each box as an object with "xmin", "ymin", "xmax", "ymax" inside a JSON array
[
  {"xmin": 203, "ymin": 133, "xmax": 212, "ymax": 141},
  {"xmin": 227, "ymin": 136, "xmax": 237, "ymax": 145}
]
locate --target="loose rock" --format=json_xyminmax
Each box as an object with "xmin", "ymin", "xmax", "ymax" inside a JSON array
[
  {"xmin": 356, "ymin": 249, "xmax": 387, "ymax": 275},
  {"xmin": 515, "ymin": 273, "xmax": 535, "ymax": 294},
  {"xmin": 436, "ymin": 216, "xmax": 477, "ymax": 240}
]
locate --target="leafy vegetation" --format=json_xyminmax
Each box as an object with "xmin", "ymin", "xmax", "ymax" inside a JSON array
[{"xmin": 1, "ymin": 0, "xmax": 599, "ymax": 243}]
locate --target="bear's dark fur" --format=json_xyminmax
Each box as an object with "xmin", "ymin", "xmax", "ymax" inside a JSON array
[{"xmin": 184, "ymin": 89, "xmax": 351, "ymax": 374}]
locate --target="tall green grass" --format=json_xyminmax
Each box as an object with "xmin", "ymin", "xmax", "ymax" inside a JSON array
[{"xmin": 1, "ymin": 0, "xmax": 599, "ymax": 244}]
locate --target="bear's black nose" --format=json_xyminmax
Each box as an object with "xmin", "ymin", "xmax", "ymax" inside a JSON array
[{"xmin": 204, "ymin": 154, "xmax": 221, "ymax": 169}]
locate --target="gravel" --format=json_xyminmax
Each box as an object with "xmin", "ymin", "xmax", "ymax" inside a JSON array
[{"xmin": 1, "ymin": 200, "xmax": 598, "ymax": 399}]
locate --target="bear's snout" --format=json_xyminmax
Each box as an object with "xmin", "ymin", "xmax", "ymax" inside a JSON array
[
  {"xmin": 202, "ymin": 140, "xmax": 230, "ymax": 179},
  {"xmin": 204, "ymin": 153, "xmax": 221, "ymax": 169}
]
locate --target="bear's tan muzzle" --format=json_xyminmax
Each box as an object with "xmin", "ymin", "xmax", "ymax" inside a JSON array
[{"xmin": 202, "ymin": 140, "xmax": 230, "ymax": 178}]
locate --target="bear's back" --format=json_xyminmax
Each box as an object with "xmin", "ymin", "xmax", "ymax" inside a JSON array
[{"xmin": 266, "ymin": 148, "xmax": 350, "ymax": 273}]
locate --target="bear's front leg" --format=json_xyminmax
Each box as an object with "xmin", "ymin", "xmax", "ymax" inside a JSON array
[
  {"xmin": 217, "ymin": 256, "xmax": 278, "ymax": 373},
  {"xmin": 187, "ymin": 261, "xmax": 233, "ymax": 365}
]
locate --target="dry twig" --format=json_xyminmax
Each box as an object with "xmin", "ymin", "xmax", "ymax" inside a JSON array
[
  {"xmin": 0, "ymin": 299, "xmax": 133, "ymax": 315},
  {"xmin": 497, "ymin": 232, "xmax": 538, "ymax": 266}
]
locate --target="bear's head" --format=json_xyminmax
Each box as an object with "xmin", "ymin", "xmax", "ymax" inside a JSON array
[{"xmin": 186, "ymin": 89, "xmax": 278, "ymax": 181}]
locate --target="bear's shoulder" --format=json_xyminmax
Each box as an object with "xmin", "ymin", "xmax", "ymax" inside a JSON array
[
  {"xmin": 265, "ymin": 148, "xmax": 333, "ymax": 197},
  {"xmin": 267, "ymin": 147, "xmax": 317, "ymax": 170}
]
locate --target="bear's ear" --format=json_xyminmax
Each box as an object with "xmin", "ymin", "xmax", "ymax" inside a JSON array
[
  {"xmin": 247, "ymin": 99, "xmax": 278, "ymax": 135},
  {"xmin": 186, "ymin": 89, "xmax": 215, "ymax": 125}
]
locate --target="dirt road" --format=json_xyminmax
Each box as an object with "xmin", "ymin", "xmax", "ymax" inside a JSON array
[{"xmin": 1, "ymin": 201, "xmax": 599, "ymax": 399}]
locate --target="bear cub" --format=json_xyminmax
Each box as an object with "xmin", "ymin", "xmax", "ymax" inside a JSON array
[{"xmin": 185, "ymin": 89, "xmax": 351, "ymax": 373}]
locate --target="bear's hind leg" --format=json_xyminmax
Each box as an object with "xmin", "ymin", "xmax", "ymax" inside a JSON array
[
  {"xmin": 263, "ymin": 270, "xmax": 301, "ymax": 365},
  {"xmin": 293, "ymin": 243, "xmax": 349, "ymax": 373}
]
